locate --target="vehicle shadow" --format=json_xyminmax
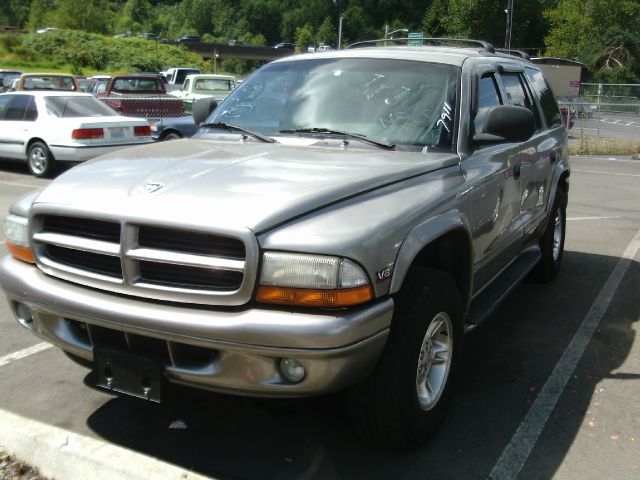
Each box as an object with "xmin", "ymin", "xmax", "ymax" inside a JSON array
[
  {"xmin": 86, "ymin": 250, "xmax": 638, "ymax": 480},
  {"xmin": 0, "ymin": 160, "xmax": 74, "ymax": 177}
]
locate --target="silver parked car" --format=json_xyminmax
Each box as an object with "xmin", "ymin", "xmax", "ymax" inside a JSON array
[{"xmin": 0, "ymin": 39, "xmax": 568, "ymax": 447}]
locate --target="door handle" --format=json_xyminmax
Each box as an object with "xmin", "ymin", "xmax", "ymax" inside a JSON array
[{"xmin": 512, "ymin": 164, "xmax": 521, "ymax": 179}]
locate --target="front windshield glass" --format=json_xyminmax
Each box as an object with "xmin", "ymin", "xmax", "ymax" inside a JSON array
[{"xmin": 207, "ymin": 58, "xmax": 458, "ymax": 150}]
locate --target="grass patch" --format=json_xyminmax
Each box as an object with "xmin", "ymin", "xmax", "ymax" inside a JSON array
[{"xmin": 569, "ymin": 136, "xmax": 640, "ymax": 155}]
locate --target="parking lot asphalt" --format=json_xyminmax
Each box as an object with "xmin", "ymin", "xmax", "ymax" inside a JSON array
[{"xmin": 0, "ymin": 155, "xmax": 638, "ymax": 479}]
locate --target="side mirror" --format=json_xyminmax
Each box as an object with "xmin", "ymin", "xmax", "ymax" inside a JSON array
[
  {"xmin": 473, "ymin": 105, "xmax": 535, "ymax": 145},
  {"xmin": 193, "ymin": 98, "xmax": 218, "ymax": 125}
]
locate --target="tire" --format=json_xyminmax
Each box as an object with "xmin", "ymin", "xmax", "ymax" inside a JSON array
[
  {"xmin": 531, "ymin": 188, "xmax": 567, "ymax": 282},
  {"xmin": 348, "ymin": 267, "xmax": 464, "ymax": 448},
  {"xmin": 27, "ymin": 141, "xmax": 56, "ymax": 178},
  {"xmin": 161, "ymin": 131, "xmax": 182, "ymax": 141}
]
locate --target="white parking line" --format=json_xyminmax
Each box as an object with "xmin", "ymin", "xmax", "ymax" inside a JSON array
[
  {"xmin": 489, "ymin": 228, "xmax": 640, "ymax": 480},
  {"xmin": 573, "ymin": 169, "xmax": 640, "ymax": 178},
  {"xmin": 567, "ymin": 216, "xmax": 621, "ymax": 221},
  {"xmin": 0, "ymin": 179, "xmax": 42, "ymax": 189},
  {"xmin": 0, "ymin": 342, "xmax": 53, "ymax": 368}
]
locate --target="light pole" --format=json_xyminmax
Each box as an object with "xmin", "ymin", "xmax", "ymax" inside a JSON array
[
  {"xmin": 214, "ymin": 51, "xmax": 219, "ymax": 73},
  {"xmin": 384, "ymin": 27, "xmax": 408, "ymax": 39},
  {"xmin": 504, "ymin": 0, "xmax": 514, "ymax": 49},
  {"xmin": 334, "ymin": 0, "xmax": 343, "ymax": 50}
]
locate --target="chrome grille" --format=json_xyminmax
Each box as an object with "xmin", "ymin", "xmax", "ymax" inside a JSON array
[{"xmin": 31, "ymin": 213, "xmax": 256, "ymax": 306}]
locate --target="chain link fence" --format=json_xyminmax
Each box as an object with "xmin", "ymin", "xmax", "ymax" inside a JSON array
[{"xmin": 557, "ymin": 83, "xmax": 640, "ymax": 154}]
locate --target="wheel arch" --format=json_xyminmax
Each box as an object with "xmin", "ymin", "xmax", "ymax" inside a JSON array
[
  {"xmin": 389, "ymin": 210, "xmax": 473, "ymax": 311},
  {"xmin": 159, "ymin": 129, "xmax": 182, "ymax": 141},
  {"xmin": 24, "ymin": 138, "xmax": 49, "ymax": 157}
]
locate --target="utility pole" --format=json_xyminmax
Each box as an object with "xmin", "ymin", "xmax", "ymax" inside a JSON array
[
  {"xmin": 334, "ymin": 0, "xmax": 343, "ymax": 50},
  {"xmin": 504, "ymin": 0, "xmax": 514, "ymax": 50}
]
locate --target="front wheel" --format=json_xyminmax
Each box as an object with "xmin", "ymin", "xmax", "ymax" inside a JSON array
[
  {"xmin": 27, "ymin": 141, "xmax": 56, "ymax": 178},
  {"xmin": 348, "ymin": 267, "xmax": 463, "ymax": 448}
]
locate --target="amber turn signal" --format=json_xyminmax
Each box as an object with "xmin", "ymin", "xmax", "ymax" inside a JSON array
[
  {"xmin": 6, "ymin": 241, "xmax": 35, "ymax": 264},
  {"xmin": 256, "ymin": 285, "xmax": 373, "ymax": 308}
]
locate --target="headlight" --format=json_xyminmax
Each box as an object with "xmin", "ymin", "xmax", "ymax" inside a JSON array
[
  {"xmin": 3, "ymin": 214, "xmax": 35, "ymax": 263},
  {"xmin": 256, "ymin": 252, "xmax": 373, "ymax": 308}
]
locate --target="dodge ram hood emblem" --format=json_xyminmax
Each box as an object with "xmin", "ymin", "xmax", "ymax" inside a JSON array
[{"xmin": 143, "ymin": 182, "xmax": 164, "ymax": 194}]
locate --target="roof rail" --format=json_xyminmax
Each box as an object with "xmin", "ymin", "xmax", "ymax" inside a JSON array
[
  {"xmin": 347, "ymin": 37, "xmax": 495, "ymax": 52},
  {"xmin": 495, "ymin": 48, "xmax": 530, "ymax": 60}
]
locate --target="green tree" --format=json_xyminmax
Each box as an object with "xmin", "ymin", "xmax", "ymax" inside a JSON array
[
  {"xmin": 49, "ymin": 0, "xmax": 111, "ymax": 33},
  {"xmin": 295, "ymin": 23, "xmax": 315, "ymax": 51},
  {"xmin": 315, "ymin": 16, "xmax": 337, "ymax": 46},
  {"xmin": 422, "ymin": 0, "xmax": 448, "ymax": 38},
  {"xmin": 27, "ymin": 0, "xmax": 54, "ymax": 32}
]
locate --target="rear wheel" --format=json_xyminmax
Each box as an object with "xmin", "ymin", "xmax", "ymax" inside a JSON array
[
  {"xmin": 27, "ymin": 141, "xmax": 56, "ymax": 178},
  {"xmin": 161, "ymin": 131, "xmax": 182, "ymax": 141},
  {"xmin": 531, "ymin": 188, "xmax": 567, "ymax": 281},
  {"xmin": 348, "ymin": 267, "xmax": 463, "ymax": 448}
]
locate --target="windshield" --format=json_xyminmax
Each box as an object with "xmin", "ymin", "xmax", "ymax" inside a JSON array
[
  {"xmin": 207, "ymin": 58, "xmax": 458, "ymax": 150},
  {"xmin": 45, "ymin": 96, "xmax": 118, "ymax": 117}
]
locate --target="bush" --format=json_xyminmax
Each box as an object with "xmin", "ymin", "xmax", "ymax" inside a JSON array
[{"xmin": 9, "ymin": 29, "xmax": 208, "ymax": 73}]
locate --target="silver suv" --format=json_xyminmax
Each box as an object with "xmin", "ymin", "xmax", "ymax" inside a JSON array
[{"xmin": 1, "ymin": 40, "xmax": 569, "ymax": 447}]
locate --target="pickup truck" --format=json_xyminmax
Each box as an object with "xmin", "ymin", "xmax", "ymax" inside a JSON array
[
  {"xmin": 170, "ymin": 73, "xmax": 236, "ymax": 113},
  {"xmin": 0, "ymin": 40, "xmax": 569, "ymax": 447},
  {"xmin": 98, "ymin": 74, "xmax": 186, "ymax": 118}
]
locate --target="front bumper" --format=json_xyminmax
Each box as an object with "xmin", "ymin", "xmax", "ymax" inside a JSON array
[{"xmin": 0, "ymin": 256, "xmax": 392, "ymax": 397}]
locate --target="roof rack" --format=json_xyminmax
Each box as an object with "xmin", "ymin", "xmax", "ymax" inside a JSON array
[
  {"xmin": 347, "ymin": 37, "xmax": 495, "ymax": 53},
  {"xmin": 495, "ymin": 48, "xmax": 530, "ymax": 60}
]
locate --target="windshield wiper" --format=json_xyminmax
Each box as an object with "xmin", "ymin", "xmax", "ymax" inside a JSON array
[
  {"xmin": 201, "ymin": 122, "xmax": 275, "ymax": 143},
  {"xmin": 279, "ymin": 127, "xmax": 395, "ymax": 150}
]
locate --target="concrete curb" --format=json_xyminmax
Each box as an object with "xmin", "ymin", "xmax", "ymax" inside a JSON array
[{"xmin": 0, "ymin": 407, "xmax": 213, "ymax": 480}]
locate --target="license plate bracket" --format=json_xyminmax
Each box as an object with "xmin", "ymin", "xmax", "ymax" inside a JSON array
[
  {"xmin": 110, "ymin": 127, "xmax": 126, "ymax": 138},
  {"xmin": 94, "ymin": 347, "xmax": 163, "ymax": 403}
]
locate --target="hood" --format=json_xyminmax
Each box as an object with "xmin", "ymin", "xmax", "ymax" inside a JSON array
[{"xmin": 34, "ymin": 139, "xmax": 459, "ymax": 233}]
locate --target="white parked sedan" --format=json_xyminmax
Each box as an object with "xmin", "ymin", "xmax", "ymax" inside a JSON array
[{"xmin": 0, "ymin": 91, "xmax": 153, "ymax": 177}]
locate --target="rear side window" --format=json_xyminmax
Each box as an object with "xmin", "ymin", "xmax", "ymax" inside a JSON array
[
  {"xmin": 500, "ymin": 72, "xmax": 541, "ymax": 130},
  {"xmin": 0, "ymin": 95, "xmax": 11, "ymax": 119},
  {"xmin": 525, "ymin": 68, "xmax": 562, "ymax": 128},
  {"xmin": 5, "ymin": 95, "xmax": 33, "ymax": 120}
]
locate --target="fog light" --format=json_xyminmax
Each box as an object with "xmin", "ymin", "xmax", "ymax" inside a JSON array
[
  {"xmin": 280, "ymin": 358, "xmax": 306, "ymax": 383},
  {"xmin": 15, "ymin": 303, "xmax": 34, "ymax": 329}
]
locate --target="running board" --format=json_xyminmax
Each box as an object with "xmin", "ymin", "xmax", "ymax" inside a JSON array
[{"xmin": 465, "ymin": 247, "xmax": 541, "ymax": 330}]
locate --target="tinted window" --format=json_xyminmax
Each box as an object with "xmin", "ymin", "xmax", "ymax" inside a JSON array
[
  {"xmin": 24, "ymin": 96, "xmax": 38, "ymax": 121},
  {"xmin": 175, "ymin": 70, "xmax": 199, "ymax": 84},
  {"xmin": 5, "ymin": 94, "xmax": 32, "ymax": 120},
  {"xmin": 525, "ymin": 68, "xmax": 562, "ymax": 128},
  {"xmin": 45, "ymin": 96, "xmax": 118, "ymax": 117},
  {"xmin": 474, "ymin": 74, "xmax": 502, "ymax": 134},
  {"xmin": 0, "ymin": 95, "xmax": 11, "ymax": 119}
]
